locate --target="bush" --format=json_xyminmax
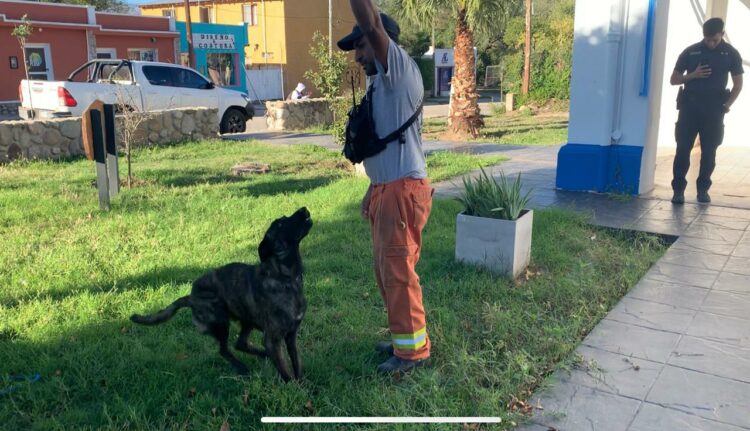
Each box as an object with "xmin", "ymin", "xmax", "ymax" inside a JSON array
[
  {"xmin": 304, "ymin": 32, "xmax": 350, "ymax": 101},
  {"xmin": 414, "ymin": 57, "xmax": 435, "ymax": 94},
  {"xmin": 458, "ymin": 167, "xmax": 532, "ymax": 220},
  {"xmin": 490, "ymin": 103, "xmax": 506, "ymax": 116}
]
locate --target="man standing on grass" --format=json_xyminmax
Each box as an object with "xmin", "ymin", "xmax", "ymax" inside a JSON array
[
  {"xmin": 338, "ymin": 0, "xmax": 433, "ymax": 374},
  {"xmin": 670, "ymin": 17, "xmax": 743, "ymax": 205}
]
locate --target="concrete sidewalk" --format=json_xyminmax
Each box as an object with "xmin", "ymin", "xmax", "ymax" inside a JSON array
[
  {"xmin": 426, "ymin": 142, "xmax": 750, "ymax": 431},
  {"xmin": 226, "ymin": 131, "xmax": 750, "ymax": 430}
]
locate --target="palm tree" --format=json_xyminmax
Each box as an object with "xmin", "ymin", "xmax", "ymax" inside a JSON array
[{"xmin": 395, "ymin": 0, "xmax": 521, "ymax": 138}]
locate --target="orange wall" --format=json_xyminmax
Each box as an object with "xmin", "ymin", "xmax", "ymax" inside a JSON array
[
  {"xmin": 96, "ymin": 35, "xmax": 177, "ymax": 63},
  {"xmin": 0, "ymin": 1, "xmax": 88, "ymax": 24},
  {"xmin": 96, "ymin": 13, "xmax": 172, "ymax": 31},
  {"xmin": 282, "ymin": 0, "xmax": 356, "ymax": 96},
  {"xmin": 0, "ymin": 26, "xmax": 88, "ymax": 101}
]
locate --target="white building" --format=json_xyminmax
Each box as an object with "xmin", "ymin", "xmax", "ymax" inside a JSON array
[{"xmin": 557, "ymin": 0, "xmax": 749, "ymax": 194}]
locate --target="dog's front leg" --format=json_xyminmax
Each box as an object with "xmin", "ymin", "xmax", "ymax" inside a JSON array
[
  {"xmin": 264, "ymin": 334, "xmax": 293, "ymax": 382},
  {"xmin": 235, "ymin": 323, "xmax": 268, "ymax": 358},
  {"xmin": 209, "ymin": 322, "xmax": 250, "ymax": 375},
  {"xmin": 285, "ymin": 331, "xmax": 303, "ymax": 380}
]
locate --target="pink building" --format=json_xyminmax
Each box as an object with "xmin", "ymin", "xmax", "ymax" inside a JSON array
[{"xmin": 0, "ymin": 0, "xmax": 179, "ymax": 115}]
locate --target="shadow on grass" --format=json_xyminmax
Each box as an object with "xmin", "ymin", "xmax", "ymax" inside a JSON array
[
  {"xmin": 480, "ymin": 124, "xmax": 569, "ymax": 140},
  {"xmin": 138, "ymin": 164, "xmax": 347, "ymax": 196},
  {"xmin": 239, "ymin": 176, "xmax": 342, "ymax": 197},
  {"xmin": 0, "ymin": 317, "xmax": 282, "ymax": 430},
  {"xmin": 0, "ymin": 265, "xmax": 211, "ymax": 309},
  {"xmin": 147, "ymin": 168, "xmax": 248, "ymax": 188}
]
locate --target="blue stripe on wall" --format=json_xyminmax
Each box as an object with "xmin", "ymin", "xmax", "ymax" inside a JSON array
[{"xmin": 556, "ymin": 143, "xmax": 644, "ymax": 194}]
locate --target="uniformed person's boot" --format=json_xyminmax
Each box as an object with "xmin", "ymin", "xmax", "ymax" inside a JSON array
[
  {"xmin": 697, "ymin": 191, "xmax": 711, "ymax": 203},
  {"xmin": 671, "ymin": 190, "xmax": 685, "ymax": 204}
]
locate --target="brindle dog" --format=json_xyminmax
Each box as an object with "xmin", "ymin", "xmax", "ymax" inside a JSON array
[{"xmin": 131, "ymin": 207, "xmax": 312, "ymax": 381}]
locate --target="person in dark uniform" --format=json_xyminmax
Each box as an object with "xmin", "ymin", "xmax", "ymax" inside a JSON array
[{"xmin": 670, "ymin": 17, "xmax": 743, "ymax": 204}]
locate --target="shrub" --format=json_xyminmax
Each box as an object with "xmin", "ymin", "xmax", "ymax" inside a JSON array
[
  {"xmin": 490, "ymin": 103, "xmax": 506, "ymax": 116},
  {"xmin": 458, "ymin": 167, "xmax": 532, "ymax": 220},
  {"xmin": 304, "ymin": 32, "xmax": 349, "ymax": 101}
]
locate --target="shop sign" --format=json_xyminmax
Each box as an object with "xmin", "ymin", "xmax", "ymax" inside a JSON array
[{"xmin": 193, "ymin": 33, "xmax": 236, "ymax": 50}]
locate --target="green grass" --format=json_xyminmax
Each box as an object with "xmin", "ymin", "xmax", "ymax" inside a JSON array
[
  {"xmin": 423, "ymin": 112, "xmax": 568, "ymax": 146},
  {"xmin": 0, "ymin": 140, "xmax": 665, "ymax": 430}
]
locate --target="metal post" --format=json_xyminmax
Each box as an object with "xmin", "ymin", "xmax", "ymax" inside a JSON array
[
  {"xmin": 103, "ymin": 104, "xmax": 119, "ymax": 198},
  {"xmin": 90, "ymin": 110, "xmax": 110, "ymax": 211}
]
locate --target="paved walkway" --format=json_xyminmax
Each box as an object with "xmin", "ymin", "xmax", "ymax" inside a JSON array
[
  {"xmin": 227, "ymin": 131, "xmax": 750, "ymax": 430},
  {"xmin": 432, "ymin": 144, "xmax": 750, "ymax": 431}
]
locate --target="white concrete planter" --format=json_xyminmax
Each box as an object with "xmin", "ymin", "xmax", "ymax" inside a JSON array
[{"xmin": 455, "ymin": 209, "xmax": 534, "ymax": 278}]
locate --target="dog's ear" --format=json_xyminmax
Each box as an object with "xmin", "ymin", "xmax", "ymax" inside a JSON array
[{"xmin": 258, "ymin": 236, "xmax": 273, "ymax": 262}]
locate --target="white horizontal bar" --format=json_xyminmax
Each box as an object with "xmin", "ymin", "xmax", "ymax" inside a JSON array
[{"xmin": 261, "ymin": 417, "xmax": 502, "ymax": 424}]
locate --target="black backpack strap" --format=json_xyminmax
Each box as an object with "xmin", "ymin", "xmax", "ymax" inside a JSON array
[{"xmin": 377, "ymin": 98, "xmax": 424, "ymax": 145}]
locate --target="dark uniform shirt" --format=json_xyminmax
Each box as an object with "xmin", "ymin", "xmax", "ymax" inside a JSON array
[{"xmin": 674, "ymin": 40, "xmax": 744, "ymax": 96}]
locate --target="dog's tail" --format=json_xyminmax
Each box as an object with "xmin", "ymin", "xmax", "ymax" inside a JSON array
[{"xmin": 130, "ymin": 296, "xmax": 191, "ymax": 325}]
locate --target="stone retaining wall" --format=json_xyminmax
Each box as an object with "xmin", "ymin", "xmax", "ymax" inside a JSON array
[
  {"xmin": 265, "ymin": 98, "xmax": 333, "ymax": 130},
  {"xmin": 0, "ymin": 108, "xmax": 218, "ymax": 162},
  {"xmin": 0, "ymin": 102, "xmax": 20, "ymax": 118}
]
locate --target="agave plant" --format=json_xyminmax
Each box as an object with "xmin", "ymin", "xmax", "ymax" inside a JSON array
[{"xmin": 458, "ymin": 167, "xmax": 532, "ymax": 220}]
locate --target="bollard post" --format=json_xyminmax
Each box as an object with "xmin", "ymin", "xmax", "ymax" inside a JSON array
[
  {"xmin": 90, "ymin": 110, "xmax": 110, "ymax": 211},
  {"xmin": 103, "ymin": 104, "xmax": 119, "ymax": 198}
]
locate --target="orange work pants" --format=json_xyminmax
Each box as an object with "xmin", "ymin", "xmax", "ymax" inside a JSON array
[{"xmin": 369, "ymin": 177, "xmax": 433, "ymax": 360}]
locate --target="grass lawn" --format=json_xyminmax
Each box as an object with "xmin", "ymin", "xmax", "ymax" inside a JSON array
[
  {"xmin": 422, "ymin": 112, "xmax": 568, "ymax": 146},
  {"xmin": 0, "ymin": 139, "xmax": 664, "ymax": 430}
]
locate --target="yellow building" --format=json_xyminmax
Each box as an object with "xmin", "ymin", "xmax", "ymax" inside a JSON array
[{"xmin": 140, "ymin": 0, "xmax": 356, "ymax": 100}]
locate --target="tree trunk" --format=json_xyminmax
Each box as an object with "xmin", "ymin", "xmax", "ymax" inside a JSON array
[
  {"xmin": 448, "ymin": 8, "xmax": 483, "ymax": 138},
  {"xmin": 522, "ymin": 0, "xmax": 532, "ymax": 95}
]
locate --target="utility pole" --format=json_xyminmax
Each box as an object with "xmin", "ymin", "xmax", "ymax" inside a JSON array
[
  {"xmin": 328, "ymin": 0, "xmax": 333, "ymax": 57},
  {"xmin": 184, "ymin": 0, "xmax": 195, "ymax": 67},
  {"xmin": 522, "ymin": 0, "xmax": 531, "ymax": 95}
]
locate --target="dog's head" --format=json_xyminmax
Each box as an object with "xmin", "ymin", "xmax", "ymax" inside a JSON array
[{"xmin": 258, "ymin": 207, "xmax": 313, "ymax": 262}]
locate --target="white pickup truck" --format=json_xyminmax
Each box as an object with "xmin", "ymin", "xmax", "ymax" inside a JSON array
[{"xmin": 19, "ymin": 59, "xmax": 254, "ymax": 134}]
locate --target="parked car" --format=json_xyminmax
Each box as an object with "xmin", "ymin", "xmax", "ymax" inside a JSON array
[{"xmin": 19, "ymin": 59, "xmax": 254, "ymax": 134}]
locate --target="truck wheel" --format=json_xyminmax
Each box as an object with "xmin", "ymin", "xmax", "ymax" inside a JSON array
[{"xmin": 220, "ymin": 108, "xmax": 246, "ymax": 134}]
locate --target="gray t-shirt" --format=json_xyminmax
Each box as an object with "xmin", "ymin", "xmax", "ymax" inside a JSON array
[{"xmin": 363, "ymin": 40, "xmax": 427, "ymax": 185}]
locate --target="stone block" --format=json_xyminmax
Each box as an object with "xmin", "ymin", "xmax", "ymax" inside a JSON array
[
  {"xmin": 0, "ymin": 124, "xmax": 12, "ymax": 146},
  {"xmin": 180, "ymin": 115, "xmax": 195, "ymax": 134},
  {"xmin": 59, "ymin": 120, "xmax": 81, "ymax": 139},
  {"xmin": 42, "ymin": 129, "xmax": 63, "ymax": 147}
]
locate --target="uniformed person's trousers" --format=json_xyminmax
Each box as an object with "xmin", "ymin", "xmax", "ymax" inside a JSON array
[
  {"xmin": 672, "ymin": 105, "xmax": 725, "ymax": 193},
  {"xmin": 369, "ymin": 177, "xmax": 433, "ymax": 361}
]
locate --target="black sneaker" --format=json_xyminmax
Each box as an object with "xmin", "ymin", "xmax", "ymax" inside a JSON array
[
  {"xmin": 376, "ymin": 356, "xmax": 430, "ymax": 375},
  {"xmin": 375, "ymin": 341, "xmax": 394, "ymax": 356},
  {"xmin": 697, "ymin": 191, "xmax": 711, "ymax": 203},
  {"xmin": 671, "ymin": 191, "xmax": 685, "ymax": 204}
]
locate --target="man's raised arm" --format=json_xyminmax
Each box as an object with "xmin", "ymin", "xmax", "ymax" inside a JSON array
[{"xmin": 349, "ymin": 0, "xmax": 390, "ymax": 68}]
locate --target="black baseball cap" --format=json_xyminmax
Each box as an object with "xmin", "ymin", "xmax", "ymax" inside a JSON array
[{"xmin": 337, "ymin": 13, "xmax": 400, "ymax": 51}]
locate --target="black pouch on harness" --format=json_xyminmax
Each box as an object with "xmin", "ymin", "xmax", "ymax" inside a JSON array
[{"xmin": 343, "ymin": 82, "xmax": 423, "ymax": 165}]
